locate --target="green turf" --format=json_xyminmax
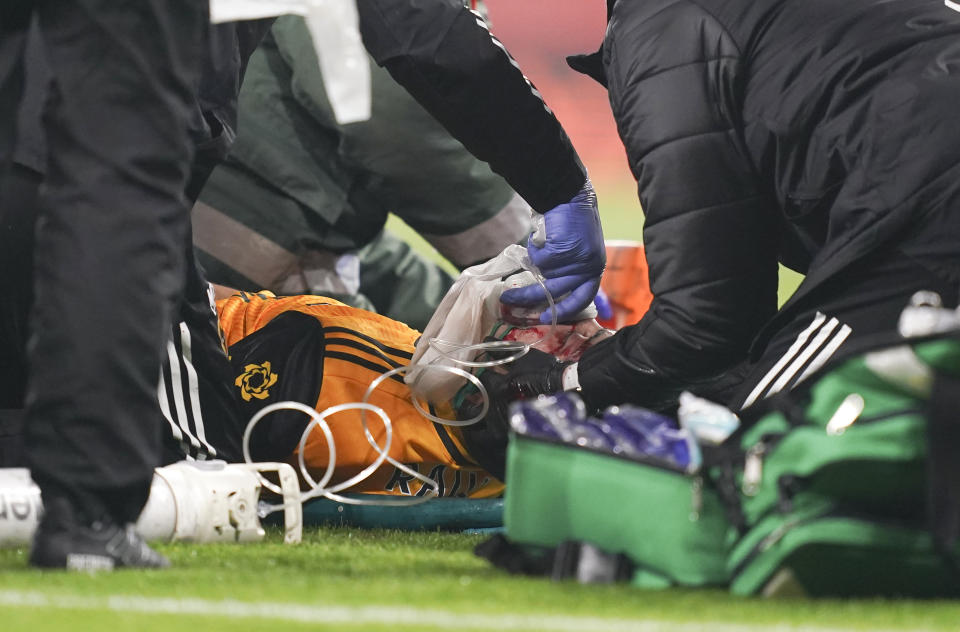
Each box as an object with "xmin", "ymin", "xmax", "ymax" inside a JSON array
[{"xmin": 1, "ymin": 527, "xmax": 959, "ymax": 631}]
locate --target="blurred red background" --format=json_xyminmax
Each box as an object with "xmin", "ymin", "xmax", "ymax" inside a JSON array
[{"xmin": 484, "ymin": 1, "xmax": 636, "ymax": 204}]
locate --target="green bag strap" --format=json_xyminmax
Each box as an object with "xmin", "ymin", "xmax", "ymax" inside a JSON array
[
  {"xmin": 700, "ymin": 444, "xmax": 749, "ymax": 534},
  {"xmin": 701, "ymin": 391, "xmax": 809, "ymax": 535},
  {"xmin": 927, "ymin": 369, "xmax": 960, "ymax": 573}
]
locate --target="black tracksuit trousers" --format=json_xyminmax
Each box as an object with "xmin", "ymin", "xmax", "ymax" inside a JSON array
[{"xmin": 0, "ymin": 1, "xmax": 205, "ymax": 523}]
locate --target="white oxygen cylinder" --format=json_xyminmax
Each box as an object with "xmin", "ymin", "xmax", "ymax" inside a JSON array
[
  {"xmin": 0, "ymin": 468, "xmax": 43, "ymax": 547},
  {"xmin": 137, "ymin": 460, "xmax": 262, "ymax": 542},
  {"xmin": 0, "ymin": 461, "xmax": 302, "ymax": 547},
  {"xmin": 137, "ymin": 460, "xmax": 302, "ymax": 544}
]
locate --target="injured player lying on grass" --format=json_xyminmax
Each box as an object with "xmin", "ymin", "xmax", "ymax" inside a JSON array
[{"xmin": 210, "ymin": 286, "xmax": 611, "ymax": 501}]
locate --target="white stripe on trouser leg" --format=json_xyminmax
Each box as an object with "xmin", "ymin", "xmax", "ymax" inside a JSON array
[
  {"xmin": 796, "ymin": 324, "xmax": 853, "ymax": 385},
  {"xmin": 947, "ymin": 0, "xmax": 960, "ymax": 14},
  {"xmin": 158, "ymin": 372, "xmax": 193, "ymax": 460},
  {"xmin": 766, "ymin": 318, "xmax": 840, "ymax": 397},
  {"xmin": 157, "ymin": 373, "xmax": 185, "ymax": 443},
  {"xmin": 179, "ymin": 322, "xmax": 216, "ymax": 458},
  {"xmin": 165, "ymin": 338, "xmax": 204, "ymax": 454},
  {"xmin": 741, "ymin": 312, "xmax": 828, "ymax": 409}
]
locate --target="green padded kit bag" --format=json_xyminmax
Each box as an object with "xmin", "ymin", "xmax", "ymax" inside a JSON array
[
  {"xmin": 485, "ymin": 389, "xmax": 737, "ymax": 588},
  {"xmin": 502, "ymin": 432, "xmax": 731, "ymax": 588},
  {"xmin": 489, "ymin": 299, "xmax": 960, "ymax": 597},
  {"xmin": 720, "ymin": 317, "xmax": 960, "ymax": 597}
]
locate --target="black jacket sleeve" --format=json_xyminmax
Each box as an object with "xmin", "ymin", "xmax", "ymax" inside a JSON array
[
  {"xmin": 576, "ymin": 0, "xmax": 778, "ymax": 410},
  {"xmin": 356, "ymin": 0, "xmax": 586, "ymax": 213},
  {"xmin": 187, "ymin": 19, "xmax": 275, "ymax": 200}
]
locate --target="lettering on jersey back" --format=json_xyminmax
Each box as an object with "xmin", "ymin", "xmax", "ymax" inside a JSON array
[
  {"xmin": 384, "ymin": 463, "xmax": 489, "ymax": 497},
  {"xmin": 384, "ymin": 466, "xmax": 418, "ymax": 495}
]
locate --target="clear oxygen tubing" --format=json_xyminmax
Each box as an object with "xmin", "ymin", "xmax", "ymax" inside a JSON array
[
  {"xmin": 244, "ymin": 364, "xmax": 490, "ymax": 512},
  {"xmin": 244, "ymin": 251, "xmax": 564, "ymax": 511},
  {"xmin": 405, "ymin": 245, "xmax": 559, "ymax": 425}
]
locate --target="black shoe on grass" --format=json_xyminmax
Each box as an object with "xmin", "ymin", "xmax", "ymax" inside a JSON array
[{"xmin": 29, "ymin": 497, "xmax": 170, "ymax": 571}]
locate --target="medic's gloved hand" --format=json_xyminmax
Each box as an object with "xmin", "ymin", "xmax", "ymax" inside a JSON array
[
  {"xmin": 474, "ymin": 348, "xmax": 571, "ymax": 438},
  {"xmin": 500, "ymin": 180, "xmax": 606, "ymax": 324},
  {"xmin": 593, "ymin": 288, "xmax": 613, "ymax": 322},
  {"xmin": 487, "ymin": 348, "xmax": 569, "ymax": 399}
]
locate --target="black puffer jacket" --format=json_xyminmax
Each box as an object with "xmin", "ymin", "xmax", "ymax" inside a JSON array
[{"xmin": 575, "ymin": 0, "xmax": 960, "ymax": 410}]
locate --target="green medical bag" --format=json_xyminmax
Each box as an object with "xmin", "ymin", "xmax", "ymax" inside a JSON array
[
  {"xmin": 720, "ymin": 332, "xmax": 960, "ymax": 596},
  {"xmin": 495, "ymin": 326, "xmax": 960, "ymax": 597},
  {"xmin": 726, "ymin": 492, "xmax": 960, "ymax": 597},
  {"xmin": 503, "ymin": 435, "xmax": 731, "ymax": 587}
]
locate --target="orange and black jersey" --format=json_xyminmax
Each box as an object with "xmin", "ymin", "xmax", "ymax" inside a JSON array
[{"xmin": 217, "ymin": 291, "xmax": 503, "ymax": 498}]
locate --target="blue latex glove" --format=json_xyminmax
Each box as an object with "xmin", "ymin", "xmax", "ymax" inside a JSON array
[
  {"xmin": 593, "ymin": 287, "xmax": 613, "ymax": 321},
  {"xmin": 500, "ymin": 180, "xmax": 605, "ymax": 323}
]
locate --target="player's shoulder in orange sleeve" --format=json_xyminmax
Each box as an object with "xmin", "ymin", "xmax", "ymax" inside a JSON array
[{"xmin": 216, "ymin": 291, "xmax": 421, "ymax": 350}]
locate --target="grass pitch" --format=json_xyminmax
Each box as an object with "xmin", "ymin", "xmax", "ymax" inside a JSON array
[{"xmin": 1, "ymin": 527, "xmax": 959, "ymax": 631}]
